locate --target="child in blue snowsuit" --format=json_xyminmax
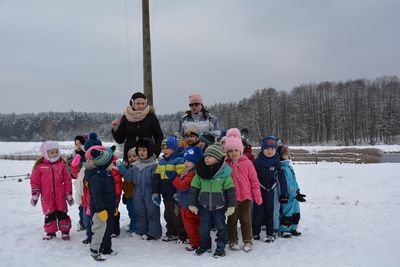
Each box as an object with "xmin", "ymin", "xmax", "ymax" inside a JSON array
[
  {"xmin": 278, "ymin": 146, "xmax": 306, "ymax": 237},
  {"xmin": 118, "ymin": 138, "xmax": 162, "ymax": 240},
  {"xmin": 252, "ymin": 136, "xmax": 288, "ymax": 243}
]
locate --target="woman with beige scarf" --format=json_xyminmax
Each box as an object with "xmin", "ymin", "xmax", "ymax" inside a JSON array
[{"xmin": 111, "ymin": 92, "xmax": 164, "ymax": 161}]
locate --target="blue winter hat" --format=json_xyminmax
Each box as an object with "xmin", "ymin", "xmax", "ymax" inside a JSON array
[
  {"xmin": 91, "ymin": 149, "xmax": 113, "ymax": 169},
  {"xmin": 261, "ymin": 136, "xmax": 278, "ymax": 151},
  {"xmin": 84, "ymin": 132, "xmax": 102, "ymax": 151},
  {"xmin": 183, "ymin": 146, "xmax": 204, "ymax": 165},
  {"xmin": 162, "ymin": 136, "xmax": 179, "ymax": 152}
]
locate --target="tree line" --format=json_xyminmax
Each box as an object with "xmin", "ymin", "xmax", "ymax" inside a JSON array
[{"xmin": 0, "ymin": 76, "xmax": 399, "ymax": 145}]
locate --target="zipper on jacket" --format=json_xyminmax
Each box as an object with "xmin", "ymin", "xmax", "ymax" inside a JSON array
[{"xmin": 51, "ymin": 164, "xmax": 56, "ymax": 199}]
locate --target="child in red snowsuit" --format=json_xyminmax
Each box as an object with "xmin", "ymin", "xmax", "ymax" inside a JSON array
[
  {"xmin": 30, "ymin": 141, "xmax": 74, "ymax": 240},
  {"xmin": 172, "ymin": 146, "xmax": 204, "ymax": 251}
]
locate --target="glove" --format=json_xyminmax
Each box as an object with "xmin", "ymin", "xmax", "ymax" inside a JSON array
[
  {"xmin": 255, "ymin": 196, "xmax": 263, "ymax": 205},
  {"xmin": 30, "ymin": 194, "xmax": 39, "ymax": 207},
  {"xmin": 70, "ymin": 154, "xmax": 81, "ymax": 168},
  {"xmin": 173, "ymin": 193, "xmax": 179, "ymax": 203},
  {"xmin": 281, "ymin": 216, "xmax": 292, "ymax": 227},
  {"xmin": 295, "ymin": 192, "xmax": 306, "ymax": 202},
  {"xmin": 188, "ymin": 205, "xmax": 198, "ymax": 215},
  {"xmin": 279, "ymin": 194, "xmax": 289, "ymax": 204},
  {"xmin": 117, "ymin": 161, "xmax": 127, "ymax": 173},
  {"xmin": 98, "ymin": 210, "xmax": 108, "ymax": 222},
  {"xmin": 114, "ymin": 208, "xmax": 119, "ymax": 216},
  {"xmin": 225, "ymin": 207, "xmax": 235, "ymax": 217},
  {"xmin": 152, "ymin": 193, "xmax": 161, "ymax": 206},
  {"xmin": 111, "ymin": 118, "xmax": 120, "ymax": 131},
  {"xmin": 86, "ymin": 207, "xmax": 91, "ymax": 216},
  {"xmin": 66, "ymin": 194, "xmax": 74, "ymax": 206}
]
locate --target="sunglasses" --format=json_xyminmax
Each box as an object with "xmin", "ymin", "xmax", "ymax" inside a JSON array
[{"xmin": 189, "ymin": 103, "xmax": 201, "ymax": 107}]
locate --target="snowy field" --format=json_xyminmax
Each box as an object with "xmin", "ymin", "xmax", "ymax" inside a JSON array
[{"xmin": 1, "ymin": 158, "xmax": 399, "ymax": 267}]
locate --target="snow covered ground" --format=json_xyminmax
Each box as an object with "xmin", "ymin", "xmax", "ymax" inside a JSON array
[{"xmin": 1, "ymin": 158, "xmax": 399, "ymax": 267}]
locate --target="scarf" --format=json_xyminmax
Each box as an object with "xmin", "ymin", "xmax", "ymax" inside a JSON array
[
  {"xmin": 256, "ymin": 152, "xmax": 279, "ymax": 168},
  {"xmin": 134, "ymin": 157, "xmax": 158, "ymax": 171},
  {"xmin": 124, "ymin": 104, "xmax": 151, "ymax": 123},
  {"xmin": 196, "ymin": 157, "xmax": 225, "ymax": 180}
]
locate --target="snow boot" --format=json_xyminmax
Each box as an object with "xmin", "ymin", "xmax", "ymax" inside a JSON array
[
  {"xmin": 90, "ymin": 249, "xmax": 106, "ymax": 261},
  {"xmin": 82, "ymin": 237, "xmax": 92, "ymax": 244},
  {"xmin": 43, "ymin": 233, "xmax": 56, "ymax": 240},
  {"xmin": 279, "ymin": 232, "xmax": 292, "ymax": 238},
  {"xmin": 162, "ymin": 235, "xmax": 178, "ymax": 242},
  {"xmin": 290, "ymin": 230, "xmax": 302, "ymax": 236},
  {"xmin": 229, "ymin": 242, "xmax": 240, "ymax": 251},
  {"xmin": 263, "ymin": 235, "xmax": 276, "ymax": 243},
  {"xmin": 61, "ymin": 232, "xmax": 70, "ymax": 240},
  {"xmin": 213, "ymin": 248, "xmax": 226, "ymax": 258},
  {"xmin": 243, "ymin": 242, "xmax": 253, "ymax": 252},
  {"xmin": 195, "ymin": 247, "xmax": 211, "ymax": 256}
]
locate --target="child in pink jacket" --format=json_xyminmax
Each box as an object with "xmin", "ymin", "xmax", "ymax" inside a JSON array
[
  {"xmin": 30, "ymin": 141, "xmax": 74, "ymax": 240},
  {"xmin": 224, "ymin": 128, "xmax": 262, "ymax": 252}
]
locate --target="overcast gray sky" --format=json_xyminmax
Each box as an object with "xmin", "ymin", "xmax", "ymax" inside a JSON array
[{"xmin": 1, "ymin": 0, "xmax": 399, "ymax": 115}]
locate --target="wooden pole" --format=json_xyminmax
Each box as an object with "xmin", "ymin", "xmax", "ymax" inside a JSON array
[{"xmin": 142, "ymin": 0, "xmax": 153, "ymax": 105}]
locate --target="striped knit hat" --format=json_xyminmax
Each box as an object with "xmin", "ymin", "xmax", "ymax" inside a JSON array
[
  {"xmin": 204, "ymin": 143, "xmax": 224, "ymax": 161},
  {"xmin": 90, "ymin": 149, "xmax": 114, "ymax": 169}
]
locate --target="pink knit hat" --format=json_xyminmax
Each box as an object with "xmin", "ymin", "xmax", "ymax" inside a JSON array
[
  {"xmin": 224, "ymin": 128, "xmax": 244, "ymax": 153},
  {"xmin": 188, "ymin": 94, "xmax": 204, "ymax": 105}
]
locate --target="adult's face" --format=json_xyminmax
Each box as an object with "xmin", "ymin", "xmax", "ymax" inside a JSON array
[
  {"xmin": 189, "ymin": 103, "xmax": 202, "ymax": 114},
  {"xmin": 132, "ymin": 98, "xmax": 147, "ymax": 111}
]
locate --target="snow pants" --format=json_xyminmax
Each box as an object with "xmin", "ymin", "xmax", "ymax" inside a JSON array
[{"xmin": 44, "ymin": 210, "xmax": 71, "ymax": 234}]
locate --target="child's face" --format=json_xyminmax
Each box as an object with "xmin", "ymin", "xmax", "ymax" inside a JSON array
[
  {"xmin": 198, "ymin": 141, "xmax": 207, "ymax": 149},
  {"xmin": 204, "ymin": 155, "xmax": 218, "ymax": 166},
  {"xmin": 184, "ymin": 160, "xmax": 195, "ymax": 171},
  {"xmin": 162, "ymin": 148, "xmax": 174, "ymax": 158},
  {"xmin": 184, "ymin": 135, "xmax": 198, "ymax": 146},
  {"xmin": 137, "ymin": 147, "xmax": 148, "ymax": 160},
  {"xmin": 227, "ymin": 149, "xmax": 241, "ymax": 161},
  {"xmin": 128, "ymin": 152, "xmax": 139, "ymax": 163},
  {"xmin": 47, "ymin": 149, "xmax": 59, "ymax": 159},
  {"xmin": 75, "ymin": 140, "xmax": 83, "ymax": 151},
  {"xmin": 281, "ymin": 152, "xmax": 290, "ymax": 160},
  {"xmin": 263, "ymin": 147, "xmax": 276, "ymax": 158}
]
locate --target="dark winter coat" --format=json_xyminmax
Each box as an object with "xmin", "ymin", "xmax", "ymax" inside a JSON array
[
  {"xmin": 85, "ymin": 167, "xmax": 116, "ymax": 215},
  {"xmin": 111, "ymin": 109, "xmax": 164, "ymax": 161},
  {"xmin": 253, "ymin": 158, "xmax": 288, "ymax": 196}
]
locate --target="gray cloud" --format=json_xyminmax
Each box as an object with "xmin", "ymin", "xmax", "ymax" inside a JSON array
[{"xmin": 1, "ymin": 0, "xmax": 399, "ymax": 115}]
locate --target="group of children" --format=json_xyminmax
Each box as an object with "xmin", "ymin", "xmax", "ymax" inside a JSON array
[{"xmin": 29, "ymin": 127, "xmax": 305, "ymax": 261}]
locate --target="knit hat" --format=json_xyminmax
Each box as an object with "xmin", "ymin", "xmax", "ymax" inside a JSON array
[
  {"xmin": 199, "ymin": 132, "xmax": 215, "ymax": 145},
  {"xmin": 183, "ymin": 146, "xmax": 204, "ymax": 165},
  {"xmin": 224, "ymin": 128, "xmax": 244, "ymax": 153},
  {"xmin": 74, "ymin": 135, "xmax": 88, "ymax": 146},
  {"xmin": 131, "ymin": 92, "xmax": 146, "ymax": 101},
  {"xmin": 162, "ymin": 136, "xmax": 179, "ymax": 152},
  {"xmin": 84, "ymin": 132, "xmax": 102, "ymax": 151},
  {"xmin": 261, "ymin": 136, "xmax": 278, "ymax": 150},
  {"xmin": 40, "ymin": 141, "xmax": 60, "ymax": 163},
  {"xmin": 188, "ymin": 94, "xmax": 204, "ymax": 105},
  {"xmin": 90, "ymin": 149, "xmax": 114, "ymax": 169},
  {"xmin": 184, "ymin": 125, "xmax": 199, "ymax": 137},
  {"xmin": 136, "ymin": 137, "xmax": 154, "ymax": 158},
  {"xmin": 219, "ymin": 130, "xmax": 227, "ymax": 141},
  {"xmin": 204, "ymin": 143, "xmax": 225, "ymax": 161}
]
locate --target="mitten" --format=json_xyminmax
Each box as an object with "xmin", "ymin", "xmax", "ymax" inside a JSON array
[
  {"xmin": 295, "ymin": 192, "xmax": 306, "ymax": 202},
  {"xmin": 66, "ymin": 194, "xmax": 74, "ymax": 206},
  {"xmin": 30, "ymin": 194, "xmax": 39, "ymax": 207},
  {"xmin": 188, "ymin": 205, "xmax": 198, "ymax": 215},
  {"xmin": 117, "ymin": 161, "xmax": 127, "ymax": 173},
  {"xmin": 114, "ymin": 208, "xmax": 119, "ymax": 216},
  {"xmin": 152, "ymin": 193, "xmax": 161, "ymax": 206},
  {"xmin": 70, "ymin": 154, "xmax": 81, "ymax": 167},
  {"xmin": 255, "ymin": 196, "xmax": 263, "ymax": 205},
  {"xmin": 281, "ymin": 216, "xmax": 292, "ymax": 227},
  {"xmin": 86, "ymin": 207, "xmax": 91, "ymax": 216},
  {"xmin": 98, "ymin": 210, "xmax": 108, "ymax": 222},
  {"xmin": 225, "ymin": 207, "xmax": 235, "ymax": 217},
  {"xmin": 279, "ymin": 194, "xmax": 289, "ymax": 204}
]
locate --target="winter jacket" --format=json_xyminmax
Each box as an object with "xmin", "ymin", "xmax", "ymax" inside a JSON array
[
  {"xmin": 85, "ymin": 167, "xmax": 116, "ymax": 214},
  {"xmin": 188, "ymin": 161, "xmax": 236, "ymax": 211},
  {"xmin": 178, "ymin": 111, "xmax": 220, "ymax": 137},
  {"xmin": 280, "ymin": 160, "xmax": 300, "ymax": 199},
  {"xmin": 172, "ymin": 170, "xmax": 196, "ymax": 209},
  {"xmin": 30, "ymin": 158, "xmax": 72, "ymax": 215},
  {"xmin": 152, "ymin": 153, "xmax": 186, "ymax": 202},
  {"xmin": 243, "ymin": 145, "xmax": 255, "ymax": 161},
  {"xmin": 112, "ymin": 168, "xmax": 123, "ymax": 198},
  {"xmin": 111, "ymin": 109, "xmax": 164, "ymax": 160},
  {"xmin": 253, "ymin": 158, "xmax": 288, "ymax": 196},
  {"xmin": 225, "ymin": 156, "xmax": 261, "ymax": 203}
]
